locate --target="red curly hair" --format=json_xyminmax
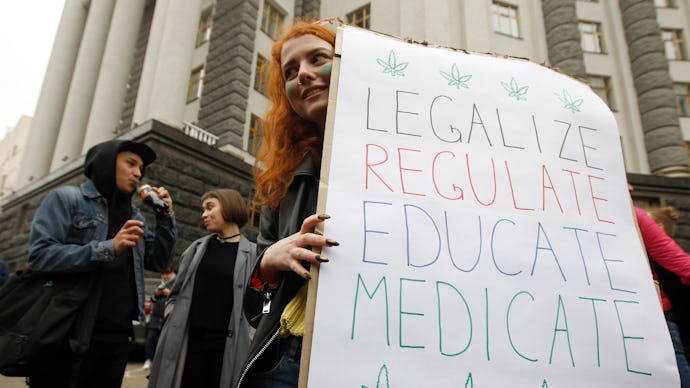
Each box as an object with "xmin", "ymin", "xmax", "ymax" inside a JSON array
[{"xmin": 253, "ymin": 21, "xmax": 336, "ymax": 208}]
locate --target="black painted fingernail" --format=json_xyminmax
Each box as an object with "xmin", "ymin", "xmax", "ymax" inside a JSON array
[
  {"xmin": 326, "ymin": 239, "xmax": 339, "ymax": 247},
  {"xmin": 304, "ymin": 272, "xmax": 312, "ymax": 280},
  {"xmin": 316, "ymin": 254, "xmax": 329, "ymax": 262},
  {"xmin": 317, "ymin": 214, "xmax": 331, "ymax": 220}
]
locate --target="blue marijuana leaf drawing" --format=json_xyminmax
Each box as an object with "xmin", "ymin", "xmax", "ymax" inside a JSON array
[
  {"xmin": 501, "ymin": 77, "xmax": 529, "ymax": 101},
  {"xmin": 555, "ymin": 89, "xmax": 584, "ymax": 113},
  {"xmin": 376, "ymin": 50, "xmax": 408, "ymax": 77},
  {"xmin": 440, "ymin": 63, "xmax": 472, "ymax": 89}
]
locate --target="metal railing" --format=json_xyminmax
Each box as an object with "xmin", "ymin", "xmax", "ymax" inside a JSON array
[{"xmin": 183, "ymin": 121, "xmax": 218, "ymax": 147}]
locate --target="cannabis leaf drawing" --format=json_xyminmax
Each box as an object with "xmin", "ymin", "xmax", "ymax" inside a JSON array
[
  {"xmin": 555, "ymin": 89, "xmax": 584, "ymax": 113},
  {"xmin": 501, "ymin": 77, "xmax": 529, "ymax": 101},
  {"xmin": 361, "ymin": 364, "xmax": 390, "ymax": 388},
  {"xmin": 440, "ymin": 63, "xmax": 472, "ymax": 89},
  {"xmin": 376, "ymin": 50, "xmax": 408, "ymax": 77}
]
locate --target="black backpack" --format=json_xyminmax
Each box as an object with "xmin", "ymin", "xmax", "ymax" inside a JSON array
[{"xmin": 0, "ymin": 268, "xmax": 97, "ymax": 376}]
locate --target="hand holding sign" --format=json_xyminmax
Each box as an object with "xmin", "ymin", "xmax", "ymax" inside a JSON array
[{"xmin": 260, "ymin": 214, "xmax": 338, "ymax": 281}]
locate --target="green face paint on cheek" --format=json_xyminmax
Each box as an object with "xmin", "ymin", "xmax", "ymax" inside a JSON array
[
  {"xmin": 320, "ymin": 63, "xmax": 332, "ymax": 77},
  {"xmin": 285, "ymin": 82, "xmax": 296, "ymax": 96}
]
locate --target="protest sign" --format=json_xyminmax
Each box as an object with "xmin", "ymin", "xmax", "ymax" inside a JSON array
[{"xmin": 305, "ymin": 25, "xmax": 679, "ymax": 387}]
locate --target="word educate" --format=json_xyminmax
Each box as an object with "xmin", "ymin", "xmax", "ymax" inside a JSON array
[
  {"xmin": 359, "ymin": 200, "xmax": 633, "ymax": 292},
  {"xmin": 349, "ymin": 273, "xmax": 651, "ymax": 377}
]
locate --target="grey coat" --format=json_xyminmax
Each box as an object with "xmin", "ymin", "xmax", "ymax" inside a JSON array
[{"xmin": 148, "ymin": 234, "xmax": 257, "ymax": 388}]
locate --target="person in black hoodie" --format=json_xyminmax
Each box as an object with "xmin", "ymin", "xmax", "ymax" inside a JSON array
[{"xmin": 27, "ymin": 139, "xmax": 177, "ymax": 388}]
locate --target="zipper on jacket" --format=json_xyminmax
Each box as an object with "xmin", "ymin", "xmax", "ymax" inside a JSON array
[
  {"xmin": 236, "ymin": 327, "xmax": 280, "ymax": 388},
  {"xmin": 262, "ymin": 291, "xmax": 272, "ymax": 314}
]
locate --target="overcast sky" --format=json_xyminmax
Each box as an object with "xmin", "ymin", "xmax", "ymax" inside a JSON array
[{"xmin": 0, "ymin": 1, "xmax": 65, "ymax": 140}]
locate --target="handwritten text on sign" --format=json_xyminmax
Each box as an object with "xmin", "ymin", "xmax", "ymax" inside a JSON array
[{"xmin": 308, "ymin": 26, "xmax": 678, "ymax": 387}]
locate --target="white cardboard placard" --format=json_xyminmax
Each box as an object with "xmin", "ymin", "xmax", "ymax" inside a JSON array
[{"xmin": 307, "ymin": 25, "xmax": 679, "ymax": 388}]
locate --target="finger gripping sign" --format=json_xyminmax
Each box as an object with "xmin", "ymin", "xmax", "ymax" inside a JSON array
[{"xmin": 304, "ymin": 25, "xmax": 679, "ymax": 387}]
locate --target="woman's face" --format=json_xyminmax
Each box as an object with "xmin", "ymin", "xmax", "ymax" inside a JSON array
[
  {"xmin": 202, "ymin": 197, "xmax": 226, "ymax": 233},
  {"xmin": 281, "ymin": 34, "xmax": 334, "ymax": 129}
]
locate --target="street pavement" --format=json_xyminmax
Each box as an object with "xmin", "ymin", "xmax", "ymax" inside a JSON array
[{"xmin": 0, "ymin": 362, "xmax": 150, "ymax": 388}]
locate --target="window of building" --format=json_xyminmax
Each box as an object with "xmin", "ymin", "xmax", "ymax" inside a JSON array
[
  {"xmin": 249, "ymin": 114, "xmax": 264, "ymax": 156},
  {"xmin": 254, "ymin": 54, "xmax": 269, "ymax": 96},
  {"xmin": 261, "ymin": 1, "xmax": 285, "ymax": 40},
  {"xmin": 661, "ymin": 29, "xmax": 686, "ymax": 60},
  {"xmin": 588, "ymin": 75, "xmax": 615, "ymax": 109},
  {"xmin": 676, "ymin": 83, "xmax": 690, "ymax": 117},
  {"xmin": 187, "ymin": 66, "xmax": 204, "ymax": 102},
  {"xmin": 579, "ymin": 21, "xmax": 604, "ymax": 53},
  {"xmin": 196, "ymin": 8, "xmax": 213, "ymax": 47},
  {"xmin": 654, "ymin": 0, "xmax": 674, "ymax": 8},
  {"xmin": 492, "ymin": 1, "xmax": 520, "ymax": 38},
  {"xmin": 347, "ymin": 4, "xmax": 371, "ymax": 29}
]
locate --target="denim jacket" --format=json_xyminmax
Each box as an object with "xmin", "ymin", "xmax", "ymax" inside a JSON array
[{"xmin": 28, "ymin": 179, "xmax": 177, "ymax": 321}]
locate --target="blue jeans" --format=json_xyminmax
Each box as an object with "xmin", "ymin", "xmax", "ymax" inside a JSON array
[
  {"xmin": 249, "ymin": 336, "xmax": 301, "ymax": 388},
  {"xmin": 668, "ymin": 319, "xmax": 690, "ymax": 388},
  {"xmin": 145, "ymin": 327, "xmax": 161, "ymax": 361}
]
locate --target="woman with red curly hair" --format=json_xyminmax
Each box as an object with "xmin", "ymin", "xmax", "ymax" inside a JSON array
[{"xmin": 236, "ymin": 21, "xmax": 339, "ymax": 388}]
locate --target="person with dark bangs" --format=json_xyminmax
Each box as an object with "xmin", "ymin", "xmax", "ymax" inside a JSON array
[{"xmin": 149, "ymin": 189, "xmax": 256, "ymax": 388}]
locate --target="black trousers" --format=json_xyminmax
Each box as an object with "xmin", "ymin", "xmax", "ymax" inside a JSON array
[
  {"xmin": 29, "ymin": 339, "xmax": 129, "ymax": 388},
  {"xmin": 181, "ymin": 327, "xmax": 227, "ymax": 388}
]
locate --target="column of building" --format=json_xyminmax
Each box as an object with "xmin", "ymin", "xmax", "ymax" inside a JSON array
[
  {"xmin": 541, "ymin": 0, "xmax": 587, "ymax": 79},
  {"xmin": 81, "ymin": 0, "xmax": 147, "ymax": 153},
  {"xmin": 50, "ymin": 0, "xmax": 117, "ymax": 171},
  {"xmin": 197, "ymin": 0, "xmax": 259, "ymax": 147},
  {"xmin": 132, "ymin": 0, "xmax": 201, "ymax": 128},
  {"xmin": 16, "ymin": 0, "xmax": 87, "ymax": 187},
  {"xmin": 619, "ymin": 0, "xmax": 690, "ymax": 177}
]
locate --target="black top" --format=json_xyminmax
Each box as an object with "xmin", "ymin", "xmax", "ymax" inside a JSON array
[
  {"xmin": 92, "ymin": 250, "xmax": 137, "ymax": 341},
  {"xmin": 189, "ymin": 237, "xmax": 238, "ymax": 331},
  {"xmin": 86, "ymin": 139, "xmax": 138, "ymax": 342}
]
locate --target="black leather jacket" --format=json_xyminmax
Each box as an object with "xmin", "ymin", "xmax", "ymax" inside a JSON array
[{"xmin": 236, "ymin": 157, "xmax": 319, "ymax": 387}]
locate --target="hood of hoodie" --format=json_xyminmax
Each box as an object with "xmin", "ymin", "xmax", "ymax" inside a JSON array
[
  {"xmin": 85, "ymin": 140, "xmax": 122, "ymax": 199},
  {"xmin": 84, "ymin": 139, "xmax": 155, "ymax": 197},
  {"xmin": 84, "ymin": 139, "xmax": 154, "ymax": 237}
]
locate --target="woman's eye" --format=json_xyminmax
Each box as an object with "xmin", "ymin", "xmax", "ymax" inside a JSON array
[
  {"xmin": 312, "ymin": 53, "xmax": 327, "ymax": 63},
  {"xmin": 284, "ymin": 68, "xmax": 297, "ymax": 80}
]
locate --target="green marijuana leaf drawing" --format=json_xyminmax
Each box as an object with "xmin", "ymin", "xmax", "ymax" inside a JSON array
[
  {"xmin": 555, "ymin": 89, "xmax": 584, "ymax": 113},
  {"xmin": 501, "ymin": 77, "xmax": 529, "ymax": 101},
  {"xmin": 376, "ymin": 50, "xmax": 408, "ymax": 77},
  {"xmin": 440, "ymin": 63, "xmax": 472, "ymax": 89}
]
